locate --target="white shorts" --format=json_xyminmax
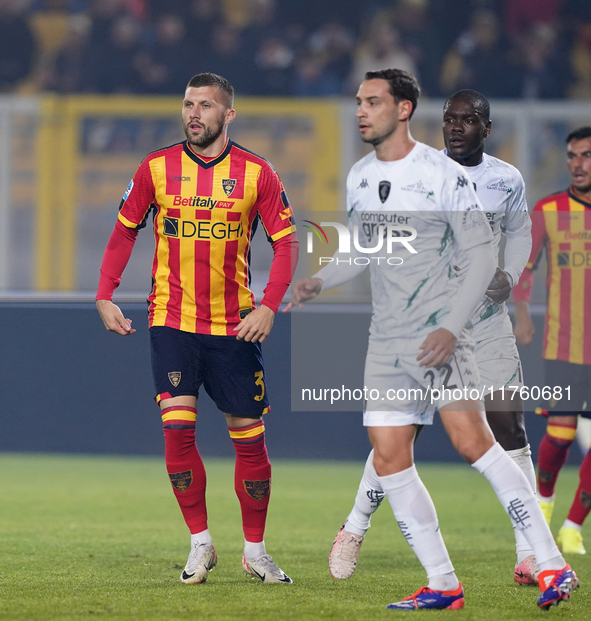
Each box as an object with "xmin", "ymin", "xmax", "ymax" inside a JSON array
[
  {"xmin": 473, "ymin": 314, "xmax": 523, "ymax": 396},
  {"xmin": 363, "ymin": 339, "xmax": 483, "ymax": 427}
]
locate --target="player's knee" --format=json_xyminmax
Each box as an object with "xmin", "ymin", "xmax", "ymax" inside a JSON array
[
  {"xmin": 372, "ymin": 449, "xmax": 413, "ymax": 476},
  {"xmin": 452, "ymin": 435, "xmax": 495, "ymax": 464},
  {"xmin": 159, "ymin": 394, "xmax": 197, "ymax": 410},
  {"xmin": 510, "ymin": 422, "xmax": 527, "ymax": 450},
  {"xmin": 371, "ymin": 452, "xmax": 390, "ymax": 476},
  {"xmin": 486, "ymin": 412, "xmax": 527, "ymax": 451}
]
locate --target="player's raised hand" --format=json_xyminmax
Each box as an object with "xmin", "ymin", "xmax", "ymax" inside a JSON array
[
  {"xmin": 96, "ymin": 299, "xmax": 136, "ymax": 336},
  {"xmin": 513, "ymin": 301, "xmax": 535, "ymax": 345},
  {"xmin": 234, "ymin": 304, "xmax": 275, "ymax": 343},
  {"xmin": 417, "ymin": 328, "xmax": 457, "ymax": 368},
  {"xmin": 486, "ymin": 267, "xmax": 512, "ymax": 303},
  {"xmin": 282, "ymin": 277, "xmax": 323, "ymax": 312}
]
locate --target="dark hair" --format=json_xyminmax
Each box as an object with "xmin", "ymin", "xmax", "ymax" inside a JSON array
[
  {"xmin": 364, "ymin": 68, "xmax": 421, "ymax": 119},
  {"xmin": 566, "ymin": 127, "xmax": 591, "ymax": 143},
  {"xmin": 186, "ymin": 73, "xmax": 234, "ymax": 107},
  {"xmin": 444, "ymin": 89, "xmax": 490, "ymax": 123}
]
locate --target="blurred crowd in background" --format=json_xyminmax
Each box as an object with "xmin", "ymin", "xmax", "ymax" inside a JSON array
[{"xmin": 1, "ymin": 0, "xmax": 591, "ymax": 99}]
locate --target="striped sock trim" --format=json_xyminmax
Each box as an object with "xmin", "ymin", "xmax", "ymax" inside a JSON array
[
  {"xmin": 162, "ymin": 406, "xmax": 197, "ymax": 429},
  {"xmin": 547, "ymin": 423, "xmax": 577, "ymax": 442},
  {"xmin": 228, "ymin": 421, "xmax": 265, "ymax": 444}
]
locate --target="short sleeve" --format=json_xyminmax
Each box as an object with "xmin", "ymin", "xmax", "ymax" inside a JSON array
[
  {"xmin": 440, "ymin": 164, "xmax": 493, "ymax": 251},
  {"xmin": 502, "ymin": 169, "xmax": 531, "ymax": 236},
  {"xmin": 117, "ymin": 158, "xmax": 156, "ymax": 230}
]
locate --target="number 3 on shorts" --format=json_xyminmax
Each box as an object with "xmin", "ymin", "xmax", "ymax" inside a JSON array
[{"xmin": 254, "ymin": 370, "xmax": 265, "ymax": 401}]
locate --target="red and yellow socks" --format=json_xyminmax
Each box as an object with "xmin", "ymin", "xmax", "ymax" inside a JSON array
[
  {"xmin": 537, "ymin": 422, "xmax": 577, "ymax": 498},
  {"xmin": 566, "ymin": 449, "xmax": 591, "ymax": 526},
  {"xmin": 162, "ymin": 406, "xmax": 208, "ymax": 533},
  {"xmin": 161, "ymin": 410, "xmax": 274, "ymax": 542},
  {"xmin": 228, "ymin": 420, "xmax": 271, "ymax": 543}
]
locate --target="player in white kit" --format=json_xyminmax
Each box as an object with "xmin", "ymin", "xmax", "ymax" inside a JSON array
[
  {"xmin": 327, "ymin": 90, "xmax": 541, "ymax": 587},
  {"xmin": 445, "ymin": 92, "xmax": 539, "ymax": 583},
  {"xmin": 288, "ymin": 70, "xmax": 577, "ymax": 610}
]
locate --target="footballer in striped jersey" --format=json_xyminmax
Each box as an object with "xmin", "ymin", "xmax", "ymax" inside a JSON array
[
  {"xmin": 514, "ymin": 126, "xmax": 591, "ymax": 556},
  {"xmin": 96, "ymin": 73, "xmax": 297, "ymax": 585}
]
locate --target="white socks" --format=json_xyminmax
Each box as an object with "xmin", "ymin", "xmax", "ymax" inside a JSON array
[
  {"xmin": 379, "ymin": 465, "xmax": 459, "ymax": 591},
  {"xmin": 344, "ymin": 442, "xmax": 564, "ymax": 584},
  {"xmin": 472, "ymin": 442, "xmax": 565, "ymax": 570},
  {"xmin": 506, "ymin": 445, "xmax": 537, "ymax": 564},
  {"xmin": 190, "ymin": 529, "xmax": 212, "ymax": 547},
  {"xmin": 244, "ymin": 539, "xmax": 266, "ymax": 560},
  {"xmin": 344, "ymin": 450, "xmax": 384, "ymax": 536},
  {"xmin": 563, "ymin": 519, "xmax": 582, "ymax": 531},
  {"xmin": 190, "ymin": 530, "xmax": 266, "ymax": 560}
]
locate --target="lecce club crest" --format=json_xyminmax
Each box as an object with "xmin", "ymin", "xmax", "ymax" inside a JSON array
[
  {"xmin": 168, "ymin": 371, "xmax": 181, "ymax": 387},
  {"xmin": 243, "ymin": 479, "xmax": 271, "ymax": 502},
  {"xmin": 222, "ymin": 178, "xmax": 236, "ymax": 197},
  {"xmin": 169, "ymin": 470, "xmax": 192, "ymax": 492}
]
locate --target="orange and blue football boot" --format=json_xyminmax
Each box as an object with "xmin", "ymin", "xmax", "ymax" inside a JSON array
[
  {"xmin": 537, "ymin": 564, "xmax": 579, "ymax": 610},
  {"xmin": 386, "ymin": 583, "xmax": 465, "ymax": 610}
]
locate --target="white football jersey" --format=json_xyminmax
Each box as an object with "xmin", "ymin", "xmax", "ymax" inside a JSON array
[
  {"xmin": 449, "ymin": 151, "xmax": 531, "ymax": 335},
  {"xmin": 346, "ymin": 141, "xmax": 493, "ymax": 343}
]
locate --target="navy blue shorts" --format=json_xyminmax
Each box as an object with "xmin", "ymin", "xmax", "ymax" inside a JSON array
[
  {"xmin": 150, "ymin": 326, "xmax": 270, "ymax": 418},
  {"xmin": 544, "ymin": 359, "xmax": 591, "ymax": 418}
]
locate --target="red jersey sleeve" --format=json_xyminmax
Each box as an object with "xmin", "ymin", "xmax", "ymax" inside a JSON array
[
  {"xmin": 260, "ymin": 233, "xmax": 299, "ymax": 313},
  {"xmin": 96, "ymin": 220, "xmax": 139, "ymax": 300},
  {"xmin": 96, "ymin": 158, "xmax": 155, "ymax": 300},
  {"xmin": 255, "ymin": 163, "xmax": 298, "ymax": 311},
  {"xmin": 513, "ymin": 202, "xmax": 547, "ymax": 303}
]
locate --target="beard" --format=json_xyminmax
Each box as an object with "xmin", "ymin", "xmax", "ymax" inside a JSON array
[
  {"xmin": 573, "ymin": 180, "xmax": 591, "ymax": 194},
  {"xmin": 360, "ymin": 123, "xmax": 396, "ymax": 146},
  {"xmin": 184, "ymin": 115, "xmax": 225, "ymax": 150}
]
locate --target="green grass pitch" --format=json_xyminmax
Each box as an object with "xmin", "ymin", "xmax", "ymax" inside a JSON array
[{"xmin": 0, "ymin": 454, "xmax": 588, "ymax": 620}]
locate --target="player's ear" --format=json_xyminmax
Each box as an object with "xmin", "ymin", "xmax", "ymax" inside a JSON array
[
  {"xmin": 484, "ymin": 120, "xmax": 492, "ymax": 138},
  {"xmin": 225, "ymin": 108, "xmax": 236, "ymax": 126},
  {"xmin": 398, "ymin": 99, "xmax": 413, "ymax": 123}
]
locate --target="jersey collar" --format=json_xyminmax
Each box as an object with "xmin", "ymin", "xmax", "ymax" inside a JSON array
[
  {"xmin": 568, "ymin": 186, "xmax": 591, "ymax": 209},
  {"xmin": 183, "ymin": 137, "xmax": 232, "ymax": 168}
]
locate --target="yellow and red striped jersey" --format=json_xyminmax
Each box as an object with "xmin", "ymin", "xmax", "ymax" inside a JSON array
[
  {"xmin": 118, "ymin": 138, "xmax": 295, "ymax": 335},
  {"xmin": 514, "ymin": 188, "xmax": 591, "ymax": 364}
]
